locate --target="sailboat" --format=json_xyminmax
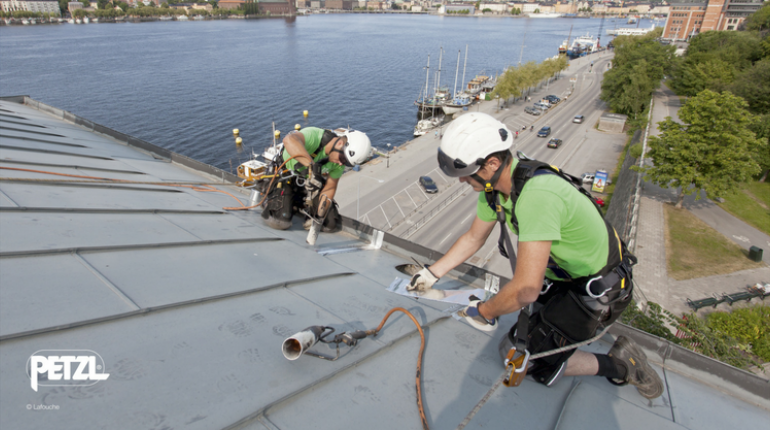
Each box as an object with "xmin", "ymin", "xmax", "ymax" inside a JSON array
[
  {"xmin": 414, "ymin": 49, "xmax": 450, "ymax": 113},
  {"xmin": 442, "ymin": 46, "xmax": 474, "ymax": 115}
]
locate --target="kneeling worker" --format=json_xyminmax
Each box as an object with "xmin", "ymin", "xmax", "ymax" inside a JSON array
[
  {"xmin": 408, "ymin": 112, "xmax": 663, "ymax": 398},
  {"xmin": 262, "ymin": 127, "xmax": 371, "ymax": 232}
]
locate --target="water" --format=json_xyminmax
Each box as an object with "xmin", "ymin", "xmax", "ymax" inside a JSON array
[{"xmin": 0, "ymin": 15, "xmax": 633, "ymax": 172}]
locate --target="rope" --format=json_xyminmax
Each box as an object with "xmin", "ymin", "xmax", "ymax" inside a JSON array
[
  {"xmin": 372, "ymin": 307, "xmax": 430, "ymax": 430},
  {"xmin": 455, "ymin": 324, "xmax": 614, "ymax": 430}
]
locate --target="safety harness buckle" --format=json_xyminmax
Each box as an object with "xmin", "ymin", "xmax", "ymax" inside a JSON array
[
  {"xmin": 540, "ymin": 279, "xmax": 553, "ymax": 296},
  {"xmin": 503, "ymin": 347, "xmax": 530, "ymax": 387},
  {"xmin": 584, "ymin": 275, "xmax": 608, "ymax": 299}
]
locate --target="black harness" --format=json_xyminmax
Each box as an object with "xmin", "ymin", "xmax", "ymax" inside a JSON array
[{"xmin": 482, "ymin": 157, "xmax": 636, "ymax": 361}]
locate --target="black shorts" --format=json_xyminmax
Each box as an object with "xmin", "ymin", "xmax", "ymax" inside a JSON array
[
  {"xmin": 502, "ymin": 281, "xmax": 633, "ymax": 386},
  {"xmin": 261, "ymin": 179, "xmax": 342, "ymax": 232}
]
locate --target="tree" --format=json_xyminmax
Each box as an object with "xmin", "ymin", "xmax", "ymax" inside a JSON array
[
  {"xmin": 743, "ymin": 2, "xmax": 770, "ymax": 33},
  {"xmin": 749, "ymin": 115, "xmax": 770, "ymax": 181},
  {"xmin": 641, "ymin": 90, "xmax": 762, "ymax": 208},
  {"xmin": 97, "ymin": 0, "xmax": 109, "ymax": 9},
  {"xmin": 729, "ymin": 59, "xmax": 770, "ymax": 115}
]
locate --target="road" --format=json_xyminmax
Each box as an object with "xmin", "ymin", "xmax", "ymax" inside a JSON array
[{"xmin": 335, "ymin": 51, "xmax": 627, "ymax": 278}]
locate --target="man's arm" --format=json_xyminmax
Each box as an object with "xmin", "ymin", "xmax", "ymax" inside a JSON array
[
  {"xmin": 320, "ymin": 177, "xmax": 339, "ymax": 201},
  {"xmin": 427, "ymin": 216, "xmax": 496, "ymax": 278},
  {"xmin": 478, "ymin": 240, "xmax": 551, "ymax": 320},
  {"xmin": 282, "ymin": 132, "xmax": 314, "ymax": 168}
]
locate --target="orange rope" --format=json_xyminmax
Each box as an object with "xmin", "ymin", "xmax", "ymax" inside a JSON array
[
  {"xmin": 0, "ymin": 161, "xmax": 298, "ymax": 212},
  {"xmin": 372, "ymin": 307, "xmax": 429, "ymax": 430}
]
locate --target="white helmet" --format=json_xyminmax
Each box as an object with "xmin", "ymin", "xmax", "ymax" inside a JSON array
[
  {"xmin": 438, "ymin": 112, "xmax": 512, "ymax": 177},
  {"xmin": 340, "ymin": 130, "xmax": 372, "ymax": 167}
]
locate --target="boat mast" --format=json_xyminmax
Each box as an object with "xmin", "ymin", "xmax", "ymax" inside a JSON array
[
  {"xmin": 423, "ymin": 55, "xmax": 430, "ymax": 106},
  {"xmin": 453, "ymin": 50, "xmax": 460, "ymax": 99},
  {"xmin": 518, "ymin": 28, "xmax": 527, "ymax": 66},
  {"xmin": 461, "ymin": 45, "xmax": 468, "ymax": 94},
  {"xmin": 437, "ymin": 47, "xmax": 443, "ymax": 93}
]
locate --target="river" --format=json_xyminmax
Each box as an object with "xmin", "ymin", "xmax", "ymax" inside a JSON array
[{"xmin": 0, "ymin": 14, "xmax": 644, "ymax": 172}]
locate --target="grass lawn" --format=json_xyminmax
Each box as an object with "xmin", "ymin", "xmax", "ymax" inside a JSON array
[
  {"xmin": 716, "ymin": 181, "xmax": 770, "ymax": 235},
  {"xmin": 664, "ymin": 203, "xmax": 764, "ymax": 280}
]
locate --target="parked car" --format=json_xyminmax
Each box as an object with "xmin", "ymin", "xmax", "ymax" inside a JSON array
[
  {"xmin": 524, "ymin": 106, "xmax": 541, "ymax": 116},
  {"xmin": 537, "ymin": 99, "xmax": 552, "ymax": 107},
  {"xmin": 419, "ymin": 176, "xmax": 438, "ymax": 194},
  {"xmin": 573, "ymin": 115, "xmax": 584, "ymax": 124},
  {"xmin": 545, "ymin": 95, "xmax": 561, "ymax": 104},
  {"xmin": 534, "ymin": 102, "xmax": 550, "ymax": 110},
  {"xmin": 547, "ymin": 138, "xmax": 562, "ymax": 148},
  {"xmin": 537, "ymin": 126, "xmax": 552, "ymax": 137},
  {"xmin": 580, "ymin": 173, "xmax": 612, "ymax": 185}
]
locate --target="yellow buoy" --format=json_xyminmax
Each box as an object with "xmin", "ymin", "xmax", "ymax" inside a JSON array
[
  {"xmin": 235, "ymin": 137, "xmax": 243, "ymax": 145},
  {"xmin": 294, "ymin": 124, "xmax": 301, "ymax": 130},
  {"xmin": 233, "ymin": 129, "xmax": 240, "ymax": 137},
  {"xmin": 303, "ymin": 110, "xmax": 309, "ymax": 118},
  {"xmin": 274, "ymin": 130, "xmax": 281, "ymax": 139}
]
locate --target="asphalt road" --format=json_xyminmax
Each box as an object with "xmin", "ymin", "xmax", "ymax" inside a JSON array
[{"xmin": 335, "ymin": 51, "xmax": 626, "ymax": 278}]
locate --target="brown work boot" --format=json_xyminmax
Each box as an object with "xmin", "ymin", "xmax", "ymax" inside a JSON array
[{"xmin": 607, "ymin": 336, "xmax": 664, "ymax": 399}]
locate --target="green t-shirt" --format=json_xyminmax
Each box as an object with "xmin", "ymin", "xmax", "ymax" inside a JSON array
[
  {"xmin": 282, "ymin": 127, "xmax": 345, "ymax": 180},
  {"xmin": 476, "ymin": 160, "xmax": 609, "ymax": 281}
]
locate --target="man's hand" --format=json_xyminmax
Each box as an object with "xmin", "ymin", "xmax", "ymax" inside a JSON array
[
  {"xmin": 457, "ymin": 296, "xmax": 497, "ymax": 332},
  {"xmin": 304, "ymin": 163, "xmax": 324, "ymax": 207},
  {"xmin": 407, "ymin": 266, "xmax": 439, "ymax": 291}
]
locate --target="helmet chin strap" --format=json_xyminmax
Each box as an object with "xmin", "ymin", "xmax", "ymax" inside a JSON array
[{"xmin": 470, "ymin": 151, "xmax": 511, "ymax": 194}]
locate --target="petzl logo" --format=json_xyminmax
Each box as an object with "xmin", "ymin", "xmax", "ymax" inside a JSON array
[{"xmin": 26, "ymin": 350, "xmax": 110, "ymax": 392}]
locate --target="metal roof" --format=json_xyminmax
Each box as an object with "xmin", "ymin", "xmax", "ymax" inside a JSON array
[{"xmin": 1, "ymin": 96, "xmax": 768, "ymax": 429}]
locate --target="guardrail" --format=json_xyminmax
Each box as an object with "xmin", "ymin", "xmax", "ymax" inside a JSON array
[{"xmin": 402, "ymin": 184, "xmax": 469, "ymax": 238}]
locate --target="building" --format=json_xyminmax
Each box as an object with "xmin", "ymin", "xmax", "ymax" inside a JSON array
[
  {"xmin": 664, "ymin": 0, "xmax": 766, "ymax": 40},
  {"xmin": 325, "ymin": 0, "xmax": 353, "ymax": 9},
  {"xmin": 259, "ymin": 0, "xmax": 295, "ymax": 14},
  {"xmin": 0, "ymin": 0, "xmax": 61, "ymax": 15},
  {"xmin": 218, "ymin": 0, "xmax": 245, "ymax": 10}
]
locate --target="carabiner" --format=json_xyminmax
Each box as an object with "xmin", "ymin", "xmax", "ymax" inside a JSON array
[{"xmin": 503, "ymin": 347, "xmax": 530, "ymax": 387}]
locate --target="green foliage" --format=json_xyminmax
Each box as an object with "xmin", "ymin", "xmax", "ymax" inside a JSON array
[
  {"xmin": 118, "ymin": 2, "xmax": 129, "ymax": 12},
  {"xmin": 744, "ymin": 2, "xmax": 770, "ymax": 32},
  {"xmin": 729, "ymin": 59, "xmax": 770, "ymax": 114},
  {"xmin": 59, "ymin": 0, "xmax": 69, "ymax": 14},
  {"xmin": 82, "ymin": 0, "xmax": 91, "ymax": 7},
  {"xmin": 629, "ymin": 142, "xmax": 643, "ymax": 159},
  {"xmin": 622, "ymin": 300, "xmax": 767, "ymax": 370},
  {"xmin": 492, "ymin": 55, "xmax": 568, "ymax": 101},
  {"xmin": 482, "ymin": 8, "xmax": 492, "ymax": 13},
  {"xmin": 510, "ymin": 8, "xmax": 520, "ymax": 15},
  {"xmin": 641, "ymin": 90, "xmax": 762, "ymax": 207},
  {"xmin": 242, "ymin": 0, "xmax": 259, "ymax": 15},
  {"xmin": 671, "ymin": 31, "xmax": 764, "ymax": 99},
  {"xmin": 601, "ymin": 30, "xmax": 675, "ymax": 120}
]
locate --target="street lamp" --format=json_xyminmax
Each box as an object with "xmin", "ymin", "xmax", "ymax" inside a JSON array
[
  {"xmin": 386, "ymin": 143, "xmax": 391, "ymax": 168},
  {"xmin": 357, "ymin": 174, "xmax": 385, "ymax": 221}
]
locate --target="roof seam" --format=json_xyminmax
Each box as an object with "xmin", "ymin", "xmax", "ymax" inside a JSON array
[
  {"xmin": 73, "ymin": 252, "xmax": 142, "ymax": 310},
  {"xmin": 0, "ymin": 125, "xmax": 64, "ymax": 137},
  {"xmin": 0, "ymin": 237, "xmax": 282, "ymax": 258},
  {"xmin": 0, "ymin": 272, "xmax": 357, "ymax": 343},
  {"xmin": 224, "ymin": 315, "xmax": 451, "ymax": 430},
  {"xmin": 0, "ymin": 144, "xmax": 113, "ymax": 160},
  {"xmin": 0, "ymin": 159, "xmax": 146, "ymax": 175},
  {"xmin": 0, "ymin": 207, "xmax": 225, "ymax": 215}
]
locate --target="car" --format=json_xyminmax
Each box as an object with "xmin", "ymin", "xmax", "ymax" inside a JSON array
[
  {"xmin": 534, "ymin": 102, "xmax": 550, "ymax": 110},
  {"xmin": 573, "ymin": 115, "xmax": 584, "ymax": 124},
  {"xmin": 537, "ymin": 126, "xmax": 552, "ymax": 137},
  {"xmin": 545, "ymin": 95, "xmax": 561, "ymax": 104},
  {"xmin": 547, "ymin": 138, "xmax": 562, "ymax": 148},
  {"xmin": 537, "ymin": 99, "xmax": 552, "ymax": 107},
  {"xmin": 594, "ymin": 197, "xmax": 605, "ymax": 207},
  {"xmin": 524, "ymin": 106, "xmax": 541, "ymax": 116},
  {"xmin": 419, "ymin": 176, "xmax": 438, "ymax": 194},
  {"xmin": 580, "ymin": 173, "xmax": 612, "ymax": 185}
]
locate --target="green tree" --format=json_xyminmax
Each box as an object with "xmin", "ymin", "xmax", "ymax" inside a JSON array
[
  {"xmin": 97, "ymin": 0, "xmax": 109, "ymax": 9},
  {"xmin": 749, "ymin": 114, "xmax": 770, "ymax": 181},
  {"xmin": 161, "ymin": 2, "xmax": 169, "ymax": 7},
  {"xmin": 729, "ymin": 59, "xmax": 770, "ymax": 114},
  {"xmin": 58, "ymin": 0, "xmax": 68, "ymax": 14},
  {"xmin": 117, "ymin": 1, "xmax": 128, "ymax": 12},
  {"xmin": 82, "ymin": 0, "xmax": 90, "ymax": 7},
  {"xmin": 641, "ymin": 90, "xmax": 763, "ymax": 208},
  {"xmin": 743, "ymin": 2, "xmax": 770, "ymax": 32}
]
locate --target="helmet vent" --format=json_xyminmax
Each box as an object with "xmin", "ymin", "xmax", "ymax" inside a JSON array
[{"xmin": 499, "ymin": 128, "xmax": 508, "ymax": 141}]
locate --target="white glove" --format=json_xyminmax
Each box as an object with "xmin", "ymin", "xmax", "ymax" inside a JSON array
[
  {"xmin": 407, "ymin": 266, "xmax": 439, "ymax": 291},
  {"xmin": 457, "ymin": 296, "xmax": 497, "ymax": 332}
]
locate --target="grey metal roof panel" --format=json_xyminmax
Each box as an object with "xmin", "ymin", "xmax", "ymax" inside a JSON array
[
  {"xmin": 1, "ymin": 97, "xmax": 769, "ymax": 430},
  {"xmin": 0, "ymin": 254, "xmax": 138, "ymax": 337}
]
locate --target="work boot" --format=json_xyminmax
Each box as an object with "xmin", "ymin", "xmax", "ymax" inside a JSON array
[{"xmin": 607, "ymin": 336, "xmax": 664, "ymax": 399}]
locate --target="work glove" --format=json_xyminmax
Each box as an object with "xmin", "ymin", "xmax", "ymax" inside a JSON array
[
  {"xmin": 407, "ymin": 266, "xmax": 439, "ymax": 292},
  {"xmin": 457, "ymin": 295, "xmax": 497, "ymax": 332}
]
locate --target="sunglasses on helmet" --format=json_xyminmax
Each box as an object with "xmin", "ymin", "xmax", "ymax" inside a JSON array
[{"xmin": 437, "ymin": 148, "xmax": 482, "ymax": 177}]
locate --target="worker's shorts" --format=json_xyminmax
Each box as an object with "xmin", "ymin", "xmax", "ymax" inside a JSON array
[{"xmin": 499, "ymin": 280, "xmax": 633, "ymax": 386}]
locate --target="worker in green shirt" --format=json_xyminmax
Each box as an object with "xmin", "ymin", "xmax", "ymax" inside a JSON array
[
  {"xmin": 262, "ymin": 127, "xmax": 371, "ymax": 232},
  {"xmin": 407, "ymin": 112, "xmax": 663, "ymax": 399}
]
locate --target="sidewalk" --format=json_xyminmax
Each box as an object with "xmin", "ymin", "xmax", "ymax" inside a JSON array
[{"xmin": 631, "ymin": 84, "xmax": 770, "ymax": 317}]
